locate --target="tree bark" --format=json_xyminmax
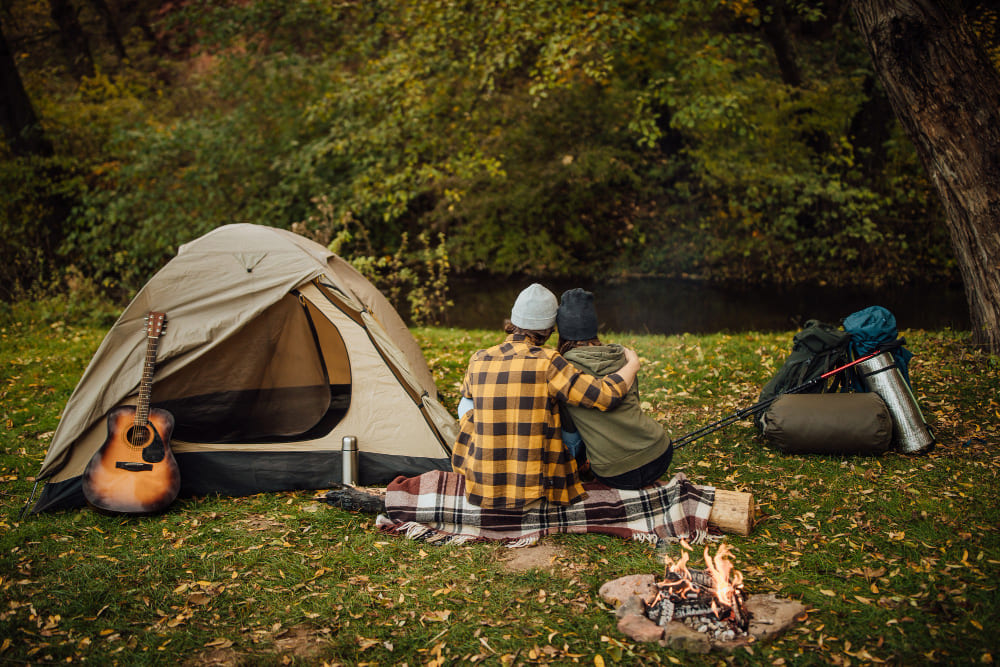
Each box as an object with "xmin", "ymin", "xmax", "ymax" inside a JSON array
[
  {"xmin": 49, "ymin": 0, "xmax": 95, "ymax": 79},
  {"xmin": 851, "ymin": 0, "xmax": 1000, "ymax": 353},
  {"xmin": 85, "ymin": 0, "xmax": 127, "ymax": 61},
  {"xmin": 757, "ymin": 0, "xmax": 804, "ymax": 87},
  {"xmin": 847, "ymin": 74, "xmax": 895, "ymax": 183},
  {"xmin": 0, "ymin": 21, "xmax": 53, "ymax": 156}
]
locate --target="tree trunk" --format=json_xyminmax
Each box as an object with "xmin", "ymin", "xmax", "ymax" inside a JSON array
[
  {"xmin": 851, "ymin": 0, "xmax": 1000, "ymax": 353},
  {"xmin": 0, "ymin": 21, "xmax": 53, "ymax": 156},
  {"xmin": 49, "ymin": 0, "xmax": 95, "ymax": 79},
  {"xmin": 757, "ymin": 0, "xmax": 804, "ymax": 87},
  {"xmin": 847, "ymin": 74, "xmax": 895, "ymax": 183},
  {"xmin": 86, "ymin": 0, "xmax": 127, "ymax": 61}
]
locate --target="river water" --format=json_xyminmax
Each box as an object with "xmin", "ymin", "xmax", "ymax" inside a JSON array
[{"xmin": 441, "ymin": 277, "xmax": 970, "ymax": 335}]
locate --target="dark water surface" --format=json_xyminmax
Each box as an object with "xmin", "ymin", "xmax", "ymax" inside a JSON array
[{"xmin": 442, "ymin": 277, "xmax": 970, "ymax": 335}]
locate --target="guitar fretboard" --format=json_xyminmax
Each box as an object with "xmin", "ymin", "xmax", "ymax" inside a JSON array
[{"xmin": 134, "ymin": 320, "xmax": 163, "ymax": 433}]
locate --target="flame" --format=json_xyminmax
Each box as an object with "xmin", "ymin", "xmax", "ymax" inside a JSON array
[
  {"xmin": 662, "ymin": 540, "xmax": 698, "ymax": 596},
  {"xmin": 665, "ymin": 549, "xmax": 690, "ymax": 576},
  {"xmin": 663, "ymin": 539, "xmax": 693, "ymax": 575},
  {"xmin": 703, "ymin": 542, "xmax": 743, "ymax": 614},
  {"xmin": 661, "ymin": 541, "xmax": 745, "ymax": 618}
]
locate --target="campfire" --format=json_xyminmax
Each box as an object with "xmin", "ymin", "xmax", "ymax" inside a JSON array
[
  {"xmin": 645, "ymin": 542, "xmax": 751, "ymax": 642},
  {"xmin": 599, "ymin": 541, "xmax": 806, "ymax": 653}
]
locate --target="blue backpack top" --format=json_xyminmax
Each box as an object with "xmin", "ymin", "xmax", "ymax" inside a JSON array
[{"xmin": 843, "ymin": 306, "xmax": 912, "ymax": 384}]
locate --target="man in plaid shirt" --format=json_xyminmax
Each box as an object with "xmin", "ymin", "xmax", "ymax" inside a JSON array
[{"xmin": 451, "ymin": 284, "xmax": 640, "ymax": 510}]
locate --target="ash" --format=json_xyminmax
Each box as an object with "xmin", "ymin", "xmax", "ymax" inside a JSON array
[{"xmin": 683, "ymin": 615, "xmax": 743, "ymax": 643}]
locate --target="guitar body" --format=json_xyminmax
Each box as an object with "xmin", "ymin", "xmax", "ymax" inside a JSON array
[{"xmin": 82, "ymin": 405, "xmax": 180, "ymax": 515}]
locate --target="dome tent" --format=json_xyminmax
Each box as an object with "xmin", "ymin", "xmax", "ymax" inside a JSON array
[{"xmin": 33, "ymin": 224, "xmax": 457, "ymax": 512}]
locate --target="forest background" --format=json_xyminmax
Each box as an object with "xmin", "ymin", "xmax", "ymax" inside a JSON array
[{"xmin": 2, "ymin": 0, "xmax": 999, "ymax": 325}]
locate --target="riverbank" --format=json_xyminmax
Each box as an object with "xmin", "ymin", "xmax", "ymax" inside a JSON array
[{"xmin": 442, "ymin": 277, "xmax": 971, "ymax": 334}]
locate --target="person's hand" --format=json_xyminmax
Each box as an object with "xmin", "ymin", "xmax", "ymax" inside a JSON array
[{"xmin": 619, "ymin": 347, "xmax": 641, "ymax": 388}]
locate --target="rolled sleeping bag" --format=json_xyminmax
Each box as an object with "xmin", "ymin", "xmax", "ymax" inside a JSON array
[{"xmin": 761, "ymin": 392, "xmax": 892, "ymax": 455}]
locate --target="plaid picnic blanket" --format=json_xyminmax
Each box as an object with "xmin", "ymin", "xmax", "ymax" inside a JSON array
[{"xmin": 375, "ymin": 471, "xmax": 716, "ymax": 547}]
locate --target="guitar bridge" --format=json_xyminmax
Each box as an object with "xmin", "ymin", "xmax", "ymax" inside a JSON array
[{"xmin": 116, "ymin": 461, "xmax": 154, "ymax": 472}]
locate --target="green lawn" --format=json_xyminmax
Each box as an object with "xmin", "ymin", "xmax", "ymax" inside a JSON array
[{"xmin": 2, "ymin": 307, "xmax": 997, "ymax": 665}]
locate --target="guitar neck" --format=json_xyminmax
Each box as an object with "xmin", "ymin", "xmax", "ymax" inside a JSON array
[{"xmin": 135, "ymin": 331, "xmax": 160, "ymax": 428}]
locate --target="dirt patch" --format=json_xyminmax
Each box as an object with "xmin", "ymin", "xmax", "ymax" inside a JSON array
[
  {"xmin": 498, "ymin": 543, "xmax": 571, "ymax": 574},
  {"xmin": 184, "ymin": 624, "xmax": 330, "ymax": 666},
  {"xmin": 270, "ymin": 624, "xmax": 331, "ymax": 660},
  {"xmin": 187, "ymin": 645, "xmax": 240, "ymax": 667},
  {"xmin": 234, "ymin": 514, "xmax": 286, "ymax": 531}
]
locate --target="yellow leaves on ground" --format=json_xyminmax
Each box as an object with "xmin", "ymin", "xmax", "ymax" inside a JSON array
[{"xmin": 420, "ymin": 609, "xmax": 452, "ymax": 623}]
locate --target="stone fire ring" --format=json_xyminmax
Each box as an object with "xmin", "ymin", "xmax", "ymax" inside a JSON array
[{"xmin": 599, "ymin": 575, "xmax": 808, "ymax": 654}]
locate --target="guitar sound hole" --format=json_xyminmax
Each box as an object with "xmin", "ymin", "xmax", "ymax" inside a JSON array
[{"xmin": 127, "ymin": 425, "xmax": 152, "ymax": 448}]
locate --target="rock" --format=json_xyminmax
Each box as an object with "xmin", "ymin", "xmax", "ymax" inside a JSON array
[
  {"xmin": 598, "ymin": 574, "xmax": 657, "ymax": 607},
  {"xmin": 659, "ymin": 621, "xmax": 711, "ymax": 654},
  {"xmin": 617, "ymin": 613, "xmax": 665, "ymax": 643},
  {"xmin": 745, "ymin": 593, "xmax": 808, "ymax": 641},
  {"xmin": 614, "ymin": 595, "xmax": 646, "ymax": 620}
]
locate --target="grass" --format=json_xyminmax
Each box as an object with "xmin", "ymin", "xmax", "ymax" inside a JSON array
[{"xmin": 1, "ymin": 301, "xmax": 998, "ymax": 666}]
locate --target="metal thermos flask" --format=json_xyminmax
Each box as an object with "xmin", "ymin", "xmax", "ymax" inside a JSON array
[
  {"xmin": 342, "ymin": 436, "xmax": 359, "ymax": 486},
  {"xmin": 856, "ymin": 352, "xmax": 934, "ymax": 454}
]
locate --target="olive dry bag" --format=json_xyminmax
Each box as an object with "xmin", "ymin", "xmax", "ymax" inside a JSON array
[{"xmin": 761, "ymin": 392, "xmax": 892, "ymax": 455}]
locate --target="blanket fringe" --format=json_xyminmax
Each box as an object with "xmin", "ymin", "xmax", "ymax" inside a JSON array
[
  {"xmin": 656, "ymin": 529, "xmax": 719, "ymax": 547},
  {"xmin": 378, "ymin": 516, "xmax": 481, "ymax": 546},
  {"xmin": 503, "ymin": 536, "xmax": 540, "ymax": 549}
]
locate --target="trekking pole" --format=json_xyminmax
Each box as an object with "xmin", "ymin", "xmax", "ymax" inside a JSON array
[{"xmin": 671, "ymin": 349, "xmax": 884, "ymax": 450}]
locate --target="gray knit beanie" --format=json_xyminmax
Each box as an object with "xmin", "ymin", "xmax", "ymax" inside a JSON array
[
  {"xmin": 510, "ymin": 283, "xmax": 558, "ymax": 330},
  {"xmin": 557, "ymin": 288, "xmax": 599, "ymax": 341}
]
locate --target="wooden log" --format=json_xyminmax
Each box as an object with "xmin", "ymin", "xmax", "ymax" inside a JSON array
[{"xmin": 707, "ymin": 488, "xmax": 755, "ymax": 536}]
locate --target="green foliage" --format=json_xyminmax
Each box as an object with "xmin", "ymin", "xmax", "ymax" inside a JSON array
[
  {"xmin": 2, "ymin": 0, "xmax": 968, "ymax": 302},
  {"xmin": 407, "ymin": 232, "xmax": 454, "ymax": 327},
  {"xmin": 0, "ymin": 153, "xmax": 86, "ymax": 300},
  {"xmin": 64, "ymin": 54, "xmax": 335, "ymax": 292},
  {"xmin": 297, "ymin": 197, "xmax": 453, "ymax": 326}
]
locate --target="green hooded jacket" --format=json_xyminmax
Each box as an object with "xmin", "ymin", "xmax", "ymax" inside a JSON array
[{"xmin": 561, "ymin": 344, "xmax": 671, "ymax": 477}]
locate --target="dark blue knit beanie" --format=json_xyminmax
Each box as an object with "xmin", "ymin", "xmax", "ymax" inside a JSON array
[{"xmin": 557, "ymin": 288, "xmax": 599, "ymax": 341}]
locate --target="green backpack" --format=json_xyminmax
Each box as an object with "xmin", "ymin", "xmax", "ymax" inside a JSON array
[{"xmin": 754, "ymin": 320, "xmax": 853, "ymax": 430}]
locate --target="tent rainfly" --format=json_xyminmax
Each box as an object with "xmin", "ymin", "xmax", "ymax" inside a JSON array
[{"xmin": 32, "ymin": 224, "xmax": 458, "ymax": 512}]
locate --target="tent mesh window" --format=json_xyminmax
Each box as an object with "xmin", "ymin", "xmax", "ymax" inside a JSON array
[{"xmin": 152, "ymin": 295, "xmax": 351, "ymax": 443}]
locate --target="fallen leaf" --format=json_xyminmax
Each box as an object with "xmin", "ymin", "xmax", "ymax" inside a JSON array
[
  {"xmin": 421, "ymin": 610, "xmax": 453, "ymax": 623},
  {"xmin": 204, "ymin": 638, "xmax": 233, "ymax": 648}
]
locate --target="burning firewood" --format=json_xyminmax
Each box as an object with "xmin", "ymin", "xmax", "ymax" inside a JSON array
[{"xmin": 646, "ymin": 541, "xmax": 752, "ymax": 641}]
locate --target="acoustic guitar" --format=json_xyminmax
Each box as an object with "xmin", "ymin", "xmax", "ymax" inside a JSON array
[{"xmin": 82, "ymin": 311, "xmax": 180, "ymax": 514}]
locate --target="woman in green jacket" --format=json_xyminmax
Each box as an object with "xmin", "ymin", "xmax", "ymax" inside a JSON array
[{"xmin": 556, "ymin": 288, "xmax": 674, "ymax": 490}]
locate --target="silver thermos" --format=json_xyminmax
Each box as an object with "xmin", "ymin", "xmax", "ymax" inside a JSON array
[
  {"xmin": 342, "ymin": 436, "xmax": 359, "ymax": 486},
  {"xmin": 856, "ymin": 352, "xmax": 934, "ymax": 454}
]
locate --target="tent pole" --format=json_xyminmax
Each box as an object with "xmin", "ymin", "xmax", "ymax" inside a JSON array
[{"xmin": 18, "ymin": 478, "xmax": 42, "ymax": 520}]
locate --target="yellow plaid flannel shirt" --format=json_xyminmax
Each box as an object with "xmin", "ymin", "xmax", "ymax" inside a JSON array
[{"xmin": 451, "ymin": 334, "xmax": 630, "ymax": 510}]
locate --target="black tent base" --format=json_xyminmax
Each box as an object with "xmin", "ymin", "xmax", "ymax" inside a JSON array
[{"xmin": 32, "ymin": 450, "xmax": 452, "ymax": 513}]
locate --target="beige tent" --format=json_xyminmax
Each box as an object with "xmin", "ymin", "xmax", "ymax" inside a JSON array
[{"xmin": 33, "ymin": 224, "xmax": 458, "ymax": 512}]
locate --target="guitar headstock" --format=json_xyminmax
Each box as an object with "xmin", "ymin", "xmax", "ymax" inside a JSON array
[{"xmin": 145, "ymin": 311, "xmax": 168, "ymax": 338}]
